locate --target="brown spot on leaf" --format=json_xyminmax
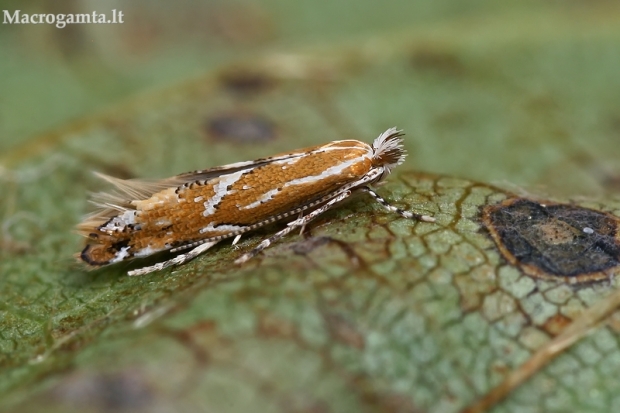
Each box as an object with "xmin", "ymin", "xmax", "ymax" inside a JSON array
[
  {"xmin": 410, "ymin": 47, "xmax": 464, "ymax": 76},
  {"xmin": 219, "ymin": 67, "xmax": 275, "ymax": 96},
  {"xmin": 206, "ymin": 112, "xmax": 276, "ymax": 143},
  {"xmin": 350, "ymin": 376, "xmax": 421, "ymax": 413},
  {"xmin": 483, "ymin": 198, "xmax": 620, "ymax": 283},
  {"xmin": 542, "ymin": 313, "xmax": 573, "ymax": 336}
]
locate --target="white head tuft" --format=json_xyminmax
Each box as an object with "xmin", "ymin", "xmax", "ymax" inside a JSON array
[{"xmin": 371, "ymin": 127, "xmax": 407, "ymax": 176}]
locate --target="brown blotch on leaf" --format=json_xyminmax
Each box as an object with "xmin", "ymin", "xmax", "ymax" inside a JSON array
[
  {"xmin": 206, "ymin": 112, "xmax": 276, "ymax": 143},
  {"xmin": 482, "ymin": 198, "xmax": 620, "ymax": 283},
  {"xmin": 219, "ymin": 68, "xmax": 275, "ymax": 96}
]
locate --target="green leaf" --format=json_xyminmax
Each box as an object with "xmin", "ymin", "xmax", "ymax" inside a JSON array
[{"xmin": 1, "ymin": 2, "xmax": 620, "ymax": 413}]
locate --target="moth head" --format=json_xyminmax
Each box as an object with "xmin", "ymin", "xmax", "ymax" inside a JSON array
[{"xmin": 371, "ymin": 127, "xmax": 407, "ymax": 179}]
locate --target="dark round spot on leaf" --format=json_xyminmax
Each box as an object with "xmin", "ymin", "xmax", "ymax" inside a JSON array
[
  {"xmin": 483, "ymin": 198, "xmax": 620, "ymax": 283},
  {"xmin": 206, "ymin": 112, "xmax": 276, "ymax": 143}
]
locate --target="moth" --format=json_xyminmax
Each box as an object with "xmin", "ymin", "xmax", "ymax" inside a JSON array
[{"xmin": 77, "ymin": 128, "xmax": 435, "ymax": 276}]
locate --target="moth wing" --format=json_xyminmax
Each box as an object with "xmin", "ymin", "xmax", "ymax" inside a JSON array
[
  {"xmin": 78, "ymin": 150, "xmax": 311, "ymax": 235},
  {"xmin": 92, "ymin": 150, "xmax": 308, "ymax": 202},
  {"xmin": 172, "ymin": 150, "xmax": 310, "ymax": 182}
]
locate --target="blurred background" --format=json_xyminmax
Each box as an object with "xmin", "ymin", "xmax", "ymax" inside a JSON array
[
  {"xmin": 3, "ymin": 0, "xmax": 452, "ymax": 149},
  {"xmin": 2, "ymin": 0, "xmax": 619, "ymax": 197}
]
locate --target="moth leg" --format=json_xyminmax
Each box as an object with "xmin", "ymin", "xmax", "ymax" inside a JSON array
[
  {"xmin": 170, "ymin": 239, "xmax": 208, "ymax": 253},
  {"xmin": 128, "ymin": 240, "xmax": 220, "ymax": 276},
  {"xmin": 297, "ymin": 212, "xmax": 306, "ymax": 236},
  {"xmin": 231, "ymin": 234, "xmax": 243, "ymax": 250},
  {"xmin": 235, "ymin": 190, "xmax": 351, "ymax": 264},
  {"xmin": 360, "ymin": 187, "xmax": 435, "ymax": 222}
]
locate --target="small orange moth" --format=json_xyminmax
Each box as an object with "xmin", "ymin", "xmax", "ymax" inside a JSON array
[{"xmin": 77, "ymin": 128, "xmax": 435, "ymax": 276}]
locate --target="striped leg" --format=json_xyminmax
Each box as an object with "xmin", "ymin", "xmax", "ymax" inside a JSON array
[
  {"xmin": 235, "ymin": 190, "xmax": 352, "ymax": 264},
  {"xmin": 360, "ymin": 187, "xmax": 435, "ymax": 222},
  {"xmin": 128, "ymin": 240, "xmax": 220, "ymax": 276}
]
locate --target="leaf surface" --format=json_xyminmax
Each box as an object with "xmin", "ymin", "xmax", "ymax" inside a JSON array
[{"xmin": 1, "ymin": 2, "xmax": 620, "ymax": 412}]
